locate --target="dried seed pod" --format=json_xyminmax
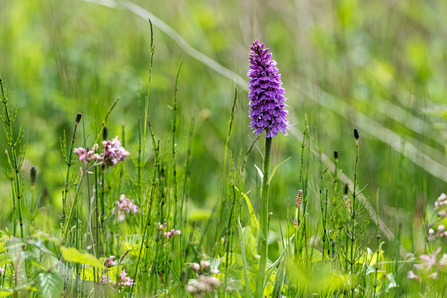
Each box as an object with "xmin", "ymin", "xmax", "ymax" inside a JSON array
[{"xmin": 295, "ymin": 189, "xmax": 303, "ymax": 208}]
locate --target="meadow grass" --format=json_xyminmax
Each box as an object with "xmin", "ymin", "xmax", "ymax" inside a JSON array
[{"xmin": 2, "ymin": 0, "xmax": 447, "ymax": 297}]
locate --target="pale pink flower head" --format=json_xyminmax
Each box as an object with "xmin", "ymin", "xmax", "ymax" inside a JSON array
[
  {"xmin": 116, "ymin": 194, "xmax": 140, "ymax": 222},
  {"xmin": 164, "ymin": 228, "xmax": 181, "ymax": 239},
  {"xmin": 407, "ymin": 270, "xmax": 419, "ymax": 280},
  {"xmin": 414, "ymin": 247, "xmax": 441, "ymax": 270},
  {"xmin": 102, "ymin": 136, "xmax": 130, "ymax": 166},
  {"xmin": 74, "ymin": 144, "xmax": 102, "ymax": 163},
  {"xmin": 104, "ymin": 256, "xmax": 116, "ymax": 268},
  {"xmin": 118, "ymin": 270, "xmax": 135, "ymax": 289}
]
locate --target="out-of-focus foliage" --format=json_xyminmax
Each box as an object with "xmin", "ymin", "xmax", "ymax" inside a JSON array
[{"xmin": 1, "ymin": 0, "xmax": 447, "ymax": 285}]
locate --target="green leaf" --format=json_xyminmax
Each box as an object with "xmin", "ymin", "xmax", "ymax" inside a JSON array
[
  {"xmin": 0, "ymin": 254, "xmax": 13, "ymax": 267},
  {"xmin": 36, "ymin": 271, "xmax": 63, "ymax": 298},
  {"xmin": 238, "ymin": 219, "xmax": 253, "ymax": 298},
  {"xmin": 267, "ymin": 157, "xmax": 291, "ymax": 185},
  {"xmin": 61, "ymin": 247, "xmax": 104, "ymax": 269},
  {"xmin": 386, "ymin": 273, "xmax": 397, "ymax": 291},
  {"xmin": 272, "ymin": 260, "xmax": 286, "ymax": 298},
  {"xmin": 0, "ymin": 289, "xmax": 13, "ymax": 297},
  {"xmin": 235, "ymin": 186, "xmax": 259, "ymax": 230},
  {"xmin": 267, "ymin": 233, "xmax": 294, "ymax": 272},
  {"xmin": 254, "ymin": 164, "xmax": 263, "ymax": 182}
]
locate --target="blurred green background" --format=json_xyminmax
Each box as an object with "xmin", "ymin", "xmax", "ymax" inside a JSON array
[{"xmin": 1, "ymin": 0, "xmax": 447, "ymax": 250}]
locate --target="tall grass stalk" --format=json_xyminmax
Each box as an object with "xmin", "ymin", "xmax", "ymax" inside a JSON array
[
  {"xmin": 350, "ymin": 128, "xmax": 360, "ymax": 298},
  {"xmin": 62, "ymin": 113, "xmax": 82, "ymax": 232},
  {"xmin": 218, "ymin": 88, "xmax": 238, "ymax": 243},
  {"xmin": 172, "ymin": 61, "xmax": 182, "ymax": 229},
  {"xmin": 373, "ymin": 189, "xmax": 380, "ymax": 297},
  {"xmin": 1, "ymin": 79, "xmax": 25, "ymax": 238}
]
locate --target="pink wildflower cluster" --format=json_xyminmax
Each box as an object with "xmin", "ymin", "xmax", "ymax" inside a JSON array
[
  {"xmin": 186, "ymin": 275, "xmax": 220, "ymax": 297},
  {"xmin": 104, "ymin": 256, "xmax": 116, "ymax": 268},
  {"xmin": 164, "ymin": 228, "xmax": 181, "ymax": 239},
  {"xmin": 102, "ymin": 136, "xmax": 130, "ymax": 166},
  {"xmin": 101, "ymin": 270, "xmax": 134, "ymax": 291},
  {"xmin": 73, "ymin": 136, "xmax": 129, "ymax": 167},
  {"xmin": 186, "ymin": 260, "xmax": 220, "ymax": 297},
  {"xmin": 156, "ymin": 221, "xmax": 181, "ymax": 240},
  {"xmin": 434, "ymin": 193, "xmax": 447, "ymax": 210},
  {"xmin": 74, "ymin": 144, "xmax": 101, "ymax": 163},
  {"xmin": 116, "ymin": 194, "xmax": 140, "ymax": 222},
  {"xmin": 427, "ymin": 193, "xmax": 447, "ymax": 240},
  {"xmin": 407, "ymin": 247, "xmax": 447, "ymax": 281}
]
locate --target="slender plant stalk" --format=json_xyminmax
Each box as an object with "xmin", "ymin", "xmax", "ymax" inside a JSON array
[
  {"xmin": 63, "ymin": 114, "xmax": 82, "ymax": 229},
  {"xmin": 257, "ymin": 136, "xmax": 272, "ymax": 298},
  {"xmin": 218, "ymin": 88, "xmax": 237, "ymax": 244},
  {"xmin": 1, "ymin": 79, "xmax": 24, "ymax": 238},
  {"xmin": 302, "ymin": 114, "xmax": 310, "ymax": 261},
  {"xmin": 224, "ymin": 185, "xmax": 237, "ymax": 297},
  {"xmin": 331, "ymin": 151, "xmax": 338, "ymax": 260},
  {"xmin": 351, "ymin": 129, "xmax": 359, "ymax": 298},
  {"xmin": 373, "ymin": 189, "xmax": 380, "ymax": 297},
  {"xmin": 130, "ymin": 169, "xmax": 156, "ymax": 298},
  {"xmin": 172, "ymin": 61, "xmax": 183, "ymax": 229}
]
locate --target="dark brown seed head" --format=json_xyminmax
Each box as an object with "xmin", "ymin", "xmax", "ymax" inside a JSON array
[
  {"xmin": 103, "ymin": 126, "xmax": 108, "ymax": 141},
  {"xmin": 334, "ymin": 150, "xmax": 338, "ymax": 160},
  {"xmin": 354, "ymin": 128, "xmax": 359, "ymax": 140},
  {"xmin": 75, "ymin": 113, "xmax": 82, "ymax": 124}
]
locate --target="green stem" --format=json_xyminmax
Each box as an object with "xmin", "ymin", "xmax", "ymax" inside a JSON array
[
  {"xmin": 351, "ymin": 137, "xmax": 359, "ymax": 298},
  {"xmin": 224, "ymin": 185, "xmax": 237, "ymax": 297},
  {"xmin": 256, "ymin": 136, "xmax": 272, "ymax": 298},
  {"xmin": 1, "ymin": 80, "xmax": 24, "ymax": 239},
  {"xmin": 218, "ymin": 88, "xmax": 237, "ymax": 244}
]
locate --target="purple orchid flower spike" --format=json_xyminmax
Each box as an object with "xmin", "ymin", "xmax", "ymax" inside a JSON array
[{"xmin": 248, "ymin": 40, "xmax": 288, "ymax": 138}]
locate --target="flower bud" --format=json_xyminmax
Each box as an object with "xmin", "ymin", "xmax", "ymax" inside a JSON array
[
  {"xmin": 334, "ymin": 150, "xmax": 338, "ymax": 160},
  {"xmin": 76, "ymin": 113, "xmax": 82, "ymax": 124},
  {"xmin": 354, "ymin": 128, "xmax": 359, "ymax": 139},
  {"xmin": 103, "ymin": 126, "xmax": 108, "ymax": 141},
  {"xmin": 438, "ymin": 225, "xmax": 445, "ymax": 233},
  {"xmin": 429, "ymin": 229, "xmax": 435, "ymax": 236},
  {"xmin": 30, "ymin": 166, "xmax": 37, "ymax": 187},
  {"xmin": 191, "ymin": 263, "xmax": 200, "ymax": 273},
  {"xmin": 439, "ymin": 211, "xmax": 446, "ymax": 217},
  {"xmin": 200, "ymin": 260, "xmax": 210, "ymax": 271}
]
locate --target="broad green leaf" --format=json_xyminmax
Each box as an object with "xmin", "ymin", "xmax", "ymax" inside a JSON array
[
  {"xmin": 272, "ymin": 260, "xmax": 286, "ymax": 298},
  {"xmin": 263, "ymin": 282, "xmax": 273, "ymax": 296},
  {"xmin": 36, "ymin": 271, "xmax": 63, "ymax": 298},
  {"xmin": 235, "ymin": 186, "xmax": 259, "ymax": 230},
  {"xmin": 238, "ymin": 219, "xmax": 253, "ymax": 298},
  {"xmin": 0, "ymin": 290, "xmax": 13, "ymax": 297},
  {"xmin": 267, "ymin": 157, "xmax": 291, "ymax": 185},
  {"xmin": 61, "ymin": 247, "xmax": 104, "ymax": 269},
  {"xmin": 0, "ymin": 254, "xmax": 13, "ymax": 267}
]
